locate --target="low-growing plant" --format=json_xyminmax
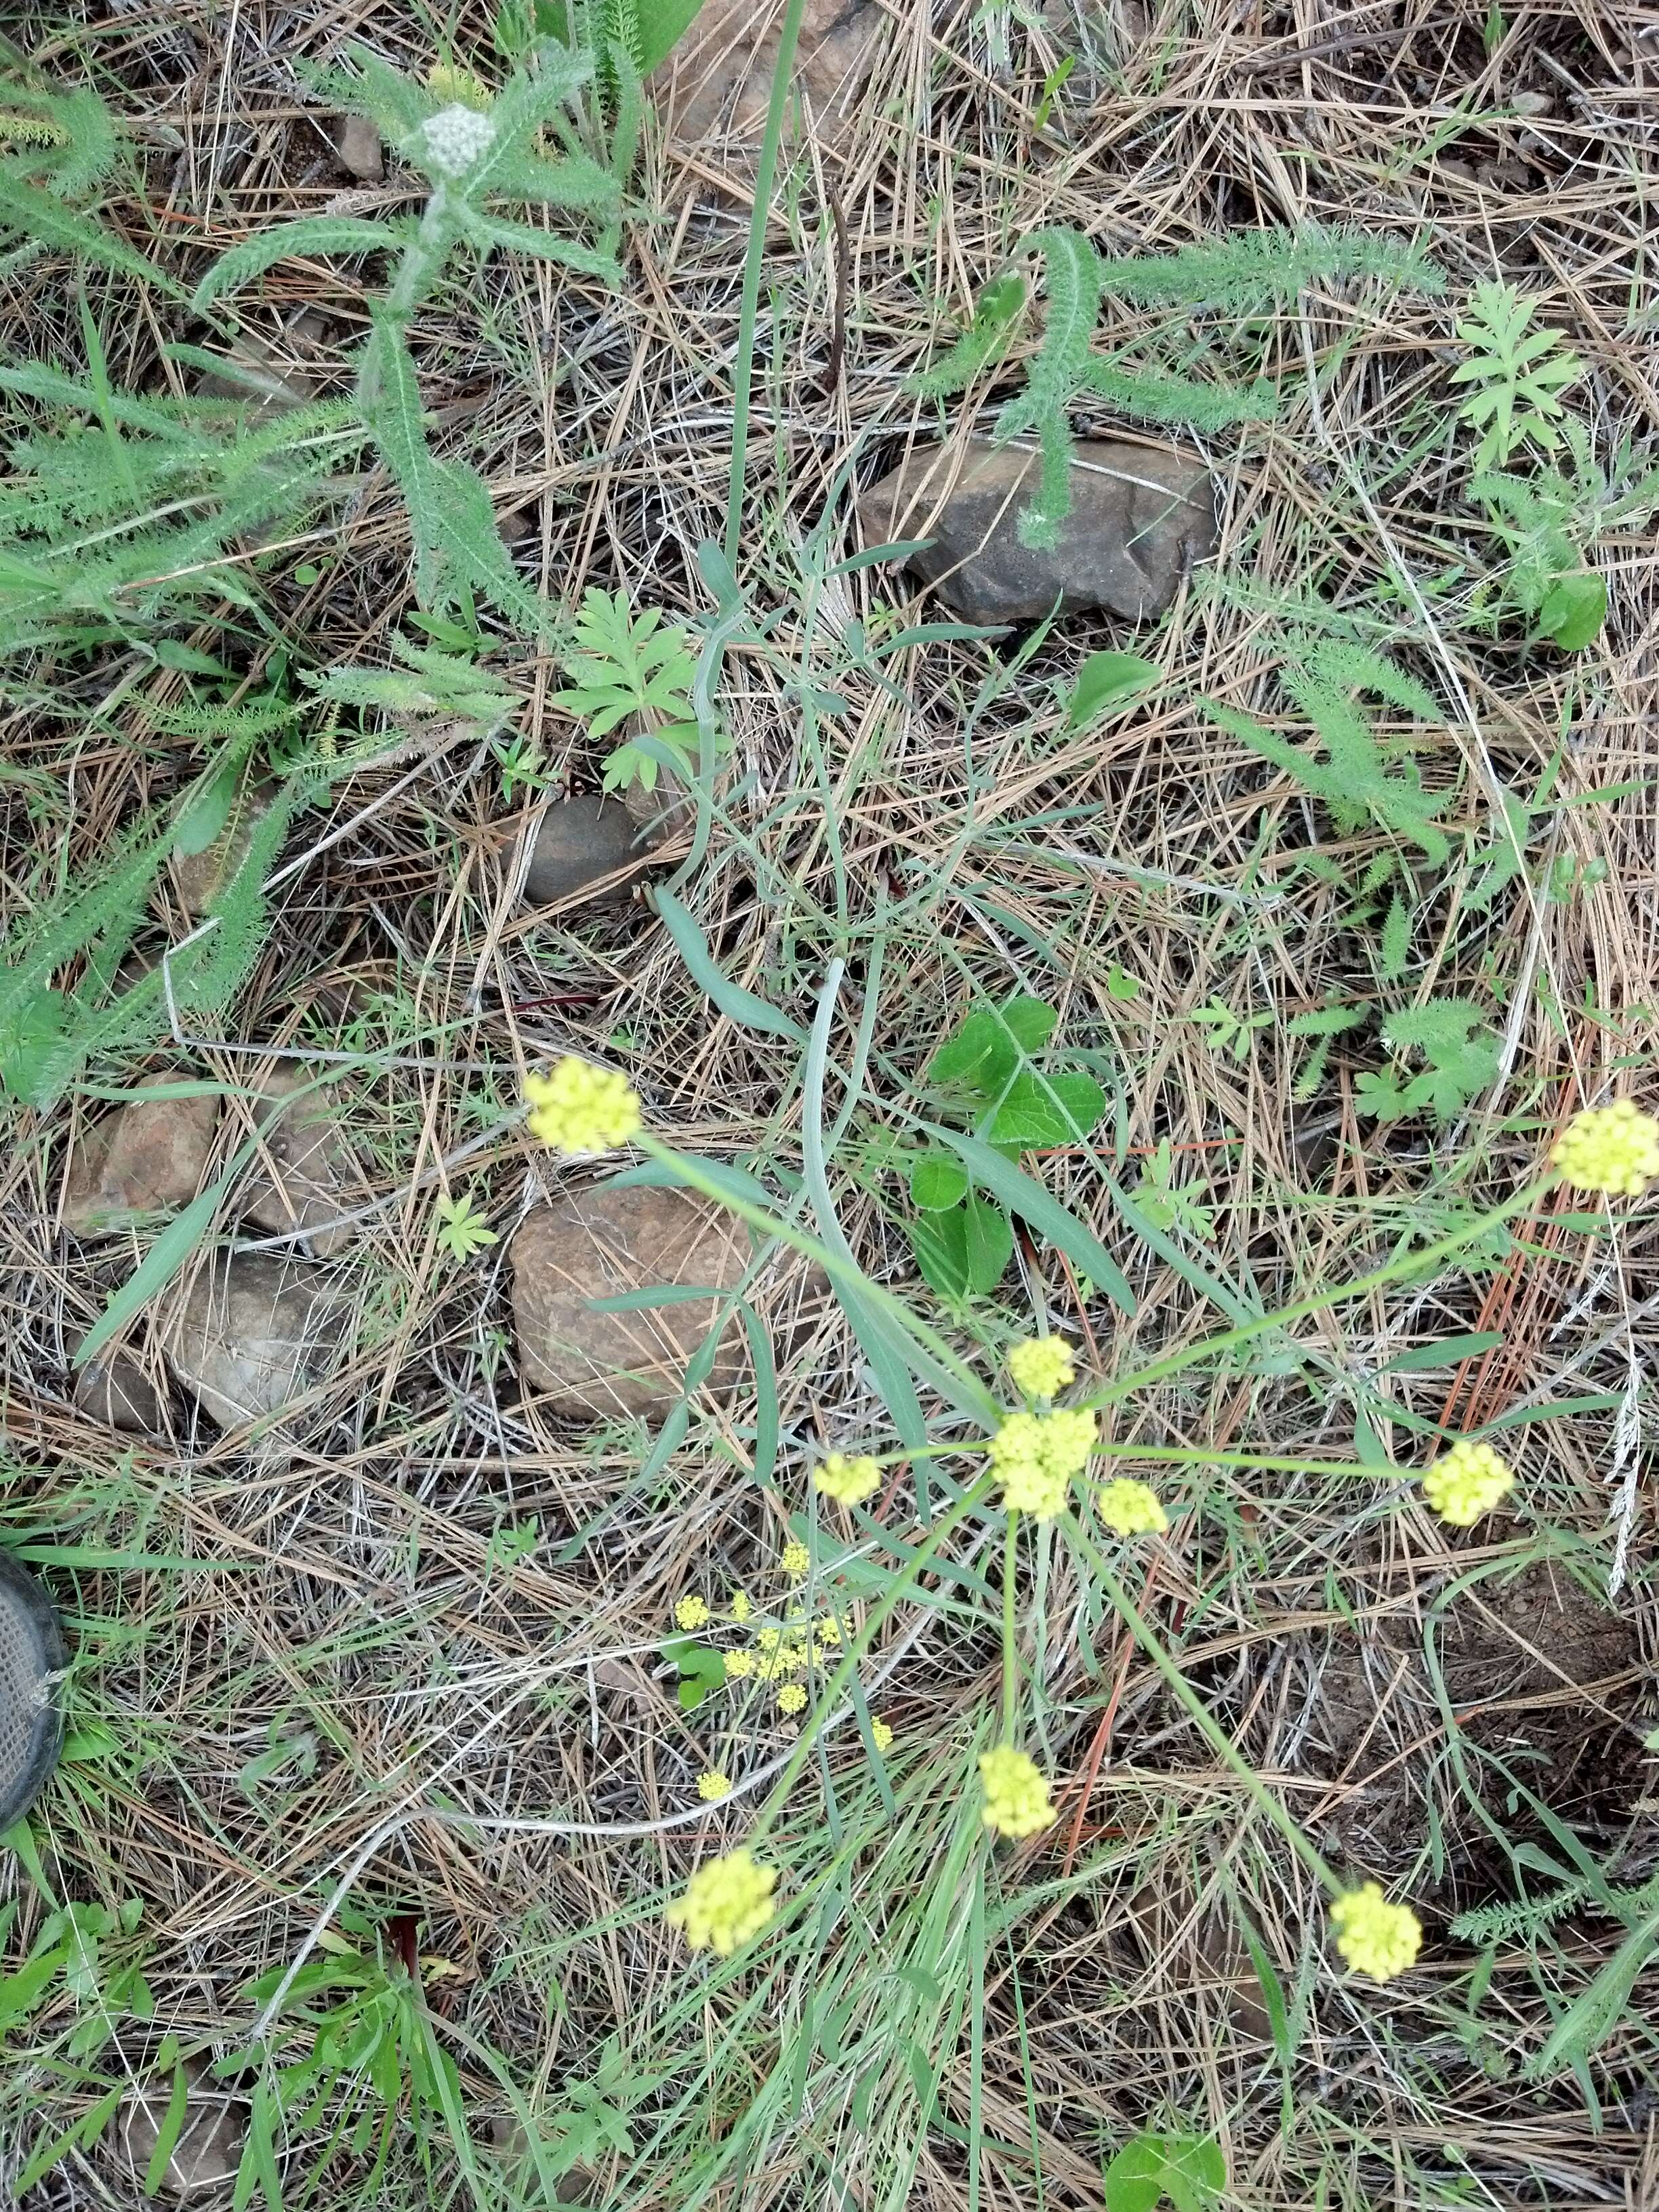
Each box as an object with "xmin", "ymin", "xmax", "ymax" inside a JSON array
[{"xmin": 554, "ymin": 587, "xmax": 724, "ymax": 794}]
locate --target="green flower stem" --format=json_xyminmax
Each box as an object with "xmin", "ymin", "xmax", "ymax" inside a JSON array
[
  {"xmin": 722, "ymin": 0, "xmax": 811, "ymax": 562},
  {"xmin": 1087, "ymin": 1174, "xmax": 1556, "ymax": 1414},
  {"xmin": 1064, "ymin": 1511, "xmax": 1340, "ymax": 1895},
  {"xmin": 1086, "ymin": 1443, "xmax": 1427, "ymax": 1481},
  {"xmin": 750, "ymin": 1475, "xmax": 998, "ymax": 1845},
  {"xmin": 1001, "ymin": 1509, "xmax": 1019, "ymax": 1740}
]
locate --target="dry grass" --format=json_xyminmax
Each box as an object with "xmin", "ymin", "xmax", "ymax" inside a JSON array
[{"xmin": 2, "ymin": 0, "xmax": 1658, "ymax": 2205}]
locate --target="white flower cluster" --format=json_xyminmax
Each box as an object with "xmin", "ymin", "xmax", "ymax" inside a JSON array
[{"xmin": 421, "ymin": 104, "xmax": 496, "ymax": 177}]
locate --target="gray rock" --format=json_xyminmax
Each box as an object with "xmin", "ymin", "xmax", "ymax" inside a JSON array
[
  {"xmin": 239, "ymin": 1068, "xmax": 360, "ymax": 1256},
  {"xmin": 163, "ymin": 1255, "xmax": 334, "ymax": 1435},
  {"xmin": 72, "ymin": 1341, "xmax": 163, "ymax": 1433},
  {"xmin": 336, "ymin": 113, "xmax": 384, "ymax": 180},
  {"xmin": 511, "ymin": 1184, "xmax": 762, "ymax": 1421},
  {"xmin": 520, "ymin": 795, "xmax": 661, "ymax": 909},
  {"xmin": 653, "ymin": 0, "xmax": 882, "ymax": 150},
  {"xmin": 857, "ymin": 436, "xmax": 1218, "ymax": 625},
  {"xmin": 64, "ymin": 1078, "xmax": 219, "ymax": 1234},
  {"xmin": 107, "ymin": 2060, "xmax": 246, "ymax": 2202}
]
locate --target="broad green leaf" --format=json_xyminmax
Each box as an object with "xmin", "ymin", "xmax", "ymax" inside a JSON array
[
  {"xmin": 981, "ymin": 1069, "xmax": 1105, "ymax": 1147},
  {"xmin": 1104, "ymin": 2132, "xmax": 1225, "ymax": 2212},
  {"xmin": 1537, "ymin": 572, "xmax": 1606, "ymax": 651},
  {"xmin": 1068, "ymin": 649, "xmax": 1160, "ymax": 726},
  {"xmin": 906, "ymin": 1193, "xmax": 1011, "ymax": 1298},
  {"xmin": 962, "ymin": 1191, "xmax": 1014, "ymax": 1292},
  {"xmin": 933, "ymin": 1125, "xmax": 1134, "ymax": 1314},
  {"xmin": 927, "ymin": 996, "xmax": 1057, "ymax": 1094},
  {"xmin": 909, "ymin": 1153, "xmax": 969, "ymax": 1210}
]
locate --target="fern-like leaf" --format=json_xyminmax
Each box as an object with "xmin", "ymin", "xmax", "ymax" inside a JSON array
[{"xmin": 192, "ymin": 216, "xmax": 407, "ymax": 314}]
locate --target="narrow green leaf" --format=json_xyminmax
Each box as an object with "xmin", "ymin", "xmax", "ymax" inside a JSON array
[
  {"xmin": 933, "ymin": 1126, "xmax": 1134, "ymax": 1314},
  {"xmin": 655, "ymin": 888, "xmax": 806, "ymax": 1042}
]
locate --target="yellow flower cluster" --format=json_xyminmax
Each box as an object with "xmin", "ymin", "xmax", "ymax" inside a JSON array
[
  {"xmin": 1550, "ymin": 1100, "xmax": 1659, "ymax": 1196},
  {"xmin": 1097, "ymin": 1478, "xmax": 1168, "ymax": 1536},
  {"xmin": 1007, "ymin": 1334, "xmax": 1075, "ymax": 1399},
  {"xmin": 777, "ymin": 1683, "xmax": 806, "ymax": 1715},
  {"xmin": 781, "ymin": 1540, "xmax": 811, "ymax": 1581},
  {"xmin": 986, "ymin": 1407, "xmax": 1098, "ymax": 1517},
  {"xmin": 815, "ymin": 1452, "xmax": 882, "ymax": 1506},
  {"xmin": 523, "ymin": 1057, "xmax": 641, "ymax": 1155},
  {"xmin": 1329, "ymin": 1883, "xmax": 1422, "ymax": 1982},
  {"xmin": 977, "ymin": 1746, "xmax": 1056, "ymax": 1839},
  {"xmin": 724, "ymin": 1647, "xmax": 754, "ymax": 1679},
  {"xmin": 1422, "ymin": 1438, "xmax": 1513, "ymax": 1526},
  {"xmin": 697, "ymin": 1770, "xmax": 730, "ymax": 1802},
  {"xmin": 674, "ymin": 1594, "xmax": 709, "ymax": 1632},
  {"xmin": 871, "ymin": 1717, "xmax": 893, "ymax": 1753},
  {"xmin": 729, "ymin": 1590, "xmax": 752, "ymax": 1624},
  {"xmin": 668, "ymin": 1847, "xmax": 777, "ymax": 1955}
]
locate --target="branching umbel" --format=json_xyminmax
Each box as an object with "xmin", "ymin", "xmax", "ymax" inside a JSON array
[
  {"xmin": 192, "ymin": 42, "xmax": 623, "ymax": 634},
  {"xmin": 914, "ymin": 224, "xmax": 1443, "ymax": 546}
]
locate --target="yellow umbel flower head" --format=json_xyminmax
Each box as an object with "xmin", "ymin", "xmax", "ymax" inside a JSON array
[
  {"xmin": 674, "ymin": 1594, "xmax": 709, "ymax": 1632},
  {"xmin": 723, "ymin": 1647, "xmax": 753, "ymax": 1679},
  {"xmin": 1550, "ymin": 1101, "xmax": 1659, "ymax": 1196},
  {"xmin": 871, "ymin": 1717, "xmax": 893, "ymax": 1753},
  {"xmin": 1007, "ymin": 1334, "xmax": 1076, "ymax": 1399},
  {"xmin": 523, "ymin": 1057, "xmax": 641, "ymax": 1155},
  {"xmin": 777, "ymin": 1683, "xmax": 806, "ymax": 1715},
  {"xmin": 815, "ymin": 1452, "xmax": 882, "ymax": 1506},
  {"xmin": 977, "ymin": 1746, "xmax": 1056, "ymax": 1839},
  {"xmin": 986, "ymin": 1406, "xmax": 1097, "ymax": 1517},
  {"xmin": 1330, "ymin": 1883, "xmax": 1422, "ymax": 1982},
  {"xmin": 697, "ymin": 1770, "xmax": 730, "ymax": 1801},
  {"xmin": 781, "ymin": 1540, "xmax": 810, "ymax": 1581},
  {"xmin": 728, "ymin": 1589, "xmax": 752, "ymax": 1623},
  {"xmin": 1422, "ymin": 1438, "xmax": 1513, "ymax": 1526},
  {"xmin": 1097, "ymin": 1478, "xmax": 1168, "ymax": 1536},
  {"xmin": 668, "ymin": 1847, "xmax": 777, "ymax": 1955}
]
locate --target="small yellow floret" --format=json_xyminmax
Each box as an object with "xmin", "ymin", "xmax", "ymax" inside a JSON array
[
  {"xmin": 674, "ymin": 1594, "xmax": 709, "ymax": 1632},
  {"xmin": 697, "ymin": 1770, "xmax": 731, "ymax": 1802},
  {"xmin": 1422, "ymin": 1437, "xmax": 1514, "ymax": 1527},
  {"xmin": 723, "ymin": 1647, "xmax": 753, "ymax": 1679},
  {"xmin": 1007, "ymin": 1334, "xmax": 1076, "ymax": 1399},
  {"xmin": 757, "ymin": 1628, "xmax": 781, "ymax": 1652},
  {"xmin": 815, "ymin": 1616, "xmax": 842, "ymax": 1649},
  {"xmin": 1330, "ymin": 1883, "xmax": 1422, "ymax": 1982},
  {"xmin": 728, "ymin": 1589, "xmax": 752, "ymax": 1623},
  {"xmin": 815, "ymin": 1452, "xmax": 882, "ymax": 1506},
  {"xmin": 871, "ymin": 1717, "xmax": 893, "ymax": 1754},
  {"xmin": 986, "ymin": 1406, "xmax": 1097, "ymax": 1518},
  {"xmin": 977, "ymin": 1745, "xmax": 1056, "ymax": 1839},
  {"xmin": 667, "ymin": 1847, "xmax": 777, "ymax": 1955},
  {"xmin": 523, "ymin": 1057, "xmax": 641, "ymax": 1155},
  {"xmin": 1097, "ymin": 1478, "xmax": 1168, "ymax": 1537},
  {"xmin": 1550, "ymin": 1101, "xmax": 1659, "ymax": 1197},
  {"xmin": 777, "ymin": 1683, "xmax": 807, "ymax": 1715},
  {"xmin": 781, "ymin": 1540, "xmax": 811, "ymax": 1580}
]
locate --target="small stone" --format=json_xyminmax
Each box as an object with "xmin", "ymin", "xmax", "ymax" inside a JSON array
[
  {"xmin": 71, "ymin": 1340, "xmax": 163, "ymax": 1433},
  {"xmin": 857, "ymin": 437, "xmax": 1218, "ymax": 626},
  {"xmin": 1510, "ymin": 89, "xmax": 1553, "ymax": 116},
  {"xmin": 64, "ymin": 1078, "xmax": 219, "ymax": 1234},
  {"xmin": 163, "ymin": 1254, "xmax": 334, "ymax": 1435},
  {"xmin": 336, "ymin": 113, "xmax": 384, "ymax": 180},
  {"xmin": 653, "ymin": 0, "xmax": 882, "ymax": 152},
  {"xmin": 239, "ymin": 1068, "xmax": 361, "ymax": 1256},
  {"xmin": 512, "ymin": 1184, "xmax": 821, "ymax": 1421},
  {"xmin": 107, "ymin": 2060, "xmax": 246, "ymax": 2202},
  {"xmin": 520, "ymin": 795, "xmax": 662, "ymax": 909},
  {"xmin": 194, "ymin": 334, "xmax": 316, "ymax": 417}
]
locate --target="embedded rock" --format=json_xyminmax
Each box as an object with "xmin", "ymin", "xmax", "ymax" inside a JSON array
[
  {"xmin": 63, "ymin": 1078, "xmax": 219, "ymax": 1234},
  {"xmin": 336, "ymin": 114, "xmax": 384, "ymax": 180},
  {"xmin": 106, "ymin": 2060, "xmax": 246, "ymax": 2202},
  {"xmin": 240, "ymin": 1068, "xmax": 360, "ymax": 1256},
  {"xmin": 169, "ymin": 783, "xmax": 278, "ymax": 917},
  {"xmin": 653, "ymin": 0, "xmax": 882, "ymax": 151},
  {"xmin": 163, "ymin": 1255, "xmax": 333, "ymax": 1435},
  {"xmin": 857, "ymin": 436, "xmax": 1218, "ymax": 625},
  {"xmin": 72, "ymin": 1342, "xmax": 163, "ymax": 1433},
  {"xmin": 520, "ymin": 795, "xmax": 661, "ymax": 909}
]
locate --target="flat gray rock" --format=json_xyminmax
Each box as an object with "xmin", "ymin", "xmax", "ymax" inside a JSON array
[
  {"xmin": 72, "ymin": 1341, "xmax": 163, "ymax": 1433},
  {"xmin": 106, "ymin": 2060, "xmax": 246, "ymax": 2202},
  {"xmin": 163, "ymin": 1254, "xmax": 334, "ymax": 1436},
  {"xmin": 239, "ymin": 1068, "xmax": 360, "ymax": 1256},
  {"xmin": 520, "ymin": 795, "xmax": 660, "ymax": 909},
  {"xmin": 857, "ymin": 436, "xmax": 1217, "ymax": 625}
]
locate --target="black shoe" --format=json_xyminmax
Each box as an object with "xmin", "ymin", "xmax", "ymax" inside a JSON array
[{"xmin": 0, "ymin": 1549, "xmax": 64, "ymax": 1832}]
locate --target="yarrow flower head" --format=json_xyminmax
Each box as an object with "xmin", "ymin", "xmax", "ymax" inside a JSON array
[
  {"xmin": 674, "ymin": 1594, "xmax": 709, "ymax": 1632},
  {"xmin": 1330, "ymin": 1883, "xmax": 1422, "ymax": 1982},
  {"xmin": 1422, "ymin": 1438, "xmax": 1514, "ymax": 1527},
  {"xmin": 1007, "ymin": 1334, "xmax": 1076, "ymax": 1399},
  {"xmin": 523, "ymin": 1057, "xmax": 640, "ymax": 1155},
  {"xmin": 419, "ymin": 101, "xmax": 497, "ymax": 176},
  {"xmin": 1097, "ymin": 1478, "xmax": 1168, "ymax": 1537},
  {"xmin": 697, "ymin": 1770, "xmax": 730, "ymax": 1802},
  {"xmin": 815, "ymin": 1452, "xmax": 882, "ymax": 1506},
  {"xmin": 777, "ymin": 1683, "xmax": 806, "ymax": 1715},
  {"xmin": 978, "ymin": 1746, "xmax": 1056, "ymax": 1839},
  {"xmin": 1550, "ymin": 1101, "xmax": 1659, "ymax": 1196},
  {"xmin": 667, "ymin": 1847, "xmax": 776, "ymax": 1955},
  {"xmin": 781, "ymin": 1540, "xmax": 810, "ymax": 1581},
  {"xmin": 871, "ymin": 1717, "xmax": 893, "ymax": 1753},
  {"xmin": 986, "ymin": 1406, "xmax": 1098, "ymax": 1518}
]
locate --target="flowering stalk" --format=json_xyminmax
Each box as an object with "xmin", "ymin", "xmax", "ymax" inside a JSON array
[{"xmin": 1000, "ymin": 1510, "xmax": 1020, "ymax": 1739}]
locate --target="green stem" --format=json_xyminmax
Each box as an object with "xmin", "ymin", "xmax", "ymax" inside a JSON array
[
  {"xmin": 1000, "ymin": 1509, "xmax": 1019, "ymax": 1740},
  {"xmin": 1087, "ymin": 1174, "xmax": 1555, "ymax": 1414},
  {"xmin": 722, "ymin": 0, "xmax": 810, "ymax": 562},
  {"xmin": 751, "ymin": 1475, "xmax": 997, "ymax": 1843},
  {"xmin": 1064, "ymin": 1511, "xmax": 1340, "ymax": 1896}
]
